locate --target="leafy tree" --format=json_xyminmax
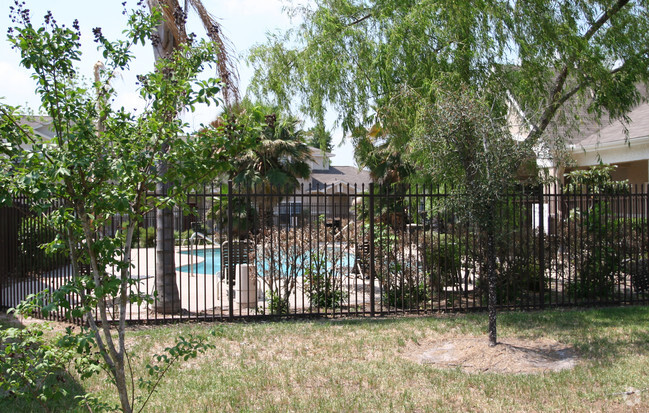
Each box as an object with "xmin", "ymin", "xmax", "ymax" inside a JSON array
[
  {"xmin": 1, "ymin": 5, "xmax": 227, "ymax": 412},
  {"xmin": 249, "ymin": 0, "xmax": 649, "ymax": 175},
  {"xmin": 306, "ymin": 123, "xmax": 333, "ymax": 152},
  {"xmin": 410, "ymin": 85, "xmax": 530, "ymax": 346}
]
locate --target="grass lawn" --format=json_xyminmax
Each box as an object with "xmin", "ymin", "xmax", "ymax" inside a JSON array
[{"xmin": 2, "ymin": 306, "xmax": 649, "ymax": 412}]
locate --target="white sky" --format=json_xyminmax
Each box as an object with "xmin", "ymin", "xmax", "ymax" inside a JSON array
[{"xmin": 0, "ymin": 0, "xmax": 357, "ymax": 166}]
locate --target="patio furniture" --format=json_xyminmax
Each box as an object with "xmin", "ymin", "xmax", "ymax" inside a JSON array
[{"xmin": 220, "ymin": 240, "xmax": 257, "ymax": 306}]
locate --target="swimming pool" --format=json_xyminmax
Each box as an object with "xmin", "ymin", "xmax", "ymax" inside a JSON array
[
  {"xmin": 177, "ymin": 248, "xmax": 221, "ymax": 275},
  {"xmin": 176, "ymin": 247, "xmax": 354, "ymax": 276}
]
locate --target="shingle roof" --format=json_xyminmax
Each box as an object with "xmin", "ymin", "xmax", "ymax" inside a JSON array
[
  {"xmin": 576, "ymin": 101, "xmax": 649, "ymax": 148},
  {"xmin": 310, "ymin": 166, "xmax": 372, "ymax": 190}
]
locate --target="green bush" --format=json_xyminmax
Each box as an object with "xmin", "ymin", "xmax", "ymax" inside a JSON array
[
  {"xmin": 563, "ymin": 202, "xmax": 622, "ymax": 300},
  {"xmin": 304, "ymin": 253, "xmax": 346, "ymax": 309},
  {"xmin": 0, "ymin": 322, "xmax": 86, "ymax": 411},
  {"xmin": 424, "ymin": 232, "xmax": 465, "ymax": 290},
  {"xmin": 174, "ymin": 229, "xmax": 195, "ymax": 245},
  {"xmin": 267, "ymin": 290, "xmax": 290, "ymax": 315},
  {"xmin": 382, "ymin": 279, "xmax": 428, "ymax": 309},
  {"xmin": 566, "ymin": 245, "xmax": 619, "ymax": 300},
  {"xmin": 131, "ymin": 227, "xmax": 156, "ymax": 248},
  {"xmin": 16, "ymin": 217, "xmax": 68, "ymax": 276},
  {"xmin": 476, "ymin": 252, "xmax": 547, "ymax": 305}
]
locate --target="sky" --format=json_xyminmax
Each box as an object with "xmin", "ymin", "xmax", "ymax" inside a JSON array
[{"xmin": 0, "ymin": 0, "xmax": 357, "ymax": 166}]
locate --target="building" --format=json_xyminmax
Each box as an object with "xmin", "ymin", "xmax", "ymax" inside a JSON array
[{"xmin": 277, "ymin": 147, "xmax": 372, "ymax": 226}]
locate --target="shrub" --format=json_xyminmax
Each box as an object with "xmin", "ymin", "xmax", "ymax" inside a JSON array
[
  {"xmin": 174, "ymin": 229, "xmax": 196, "ymax": 245},
  {"xmin": 16, "ymin": 217, "xmax": 68, "ymax": 276},
  {"xmin": 0, "ymin": 321, "xmax": 92, "ymax": 411},
  {"xmin": 424, "ymin": 232, "xmax": 465, "ymax": 290},
  {"xmin": 382, "ymin": 277, "xmax": 428, "ymax": 309},
  {"xmin": 562, "ymin": 202, "xmax": 622, "ymax": 300},
  {"xmin": 266, "ymin": 290, "xmax": 290, "ymax": 315},
  {"xmin": 304, "ymin": 252, "xmax": 346, "ymax": 309},
  {"xmin": 131, "ymin": 226, "xmax": 156, "ymax": 248},
  {"xmin": 476, "ymin": 252, "xmax": 547, "ymax": 305}
]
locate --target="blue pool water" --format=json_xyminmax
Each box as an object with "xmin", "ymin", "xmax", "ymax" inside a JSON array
[
  {"xmin": 176, "ymin": 247, "xmax": 354, "ymax": 276},
  {"xmin": 177, "ymin": 248, "xmax": 221, "ymax": 275}
]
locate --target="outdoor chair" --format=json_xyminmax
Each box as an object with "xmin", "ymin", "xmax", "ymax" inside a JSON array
[
  {"xmin": 218, "ymin": 240, "xmax": 258, "ymax": 305},
  {"xmin": 354, "ymin": 241, "xmax": 371, "ymax": 278}
]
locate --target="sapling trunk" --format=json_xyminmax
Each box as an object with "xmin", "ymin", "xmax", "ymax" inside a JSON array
[{"xmin": 486, "ymin": 217, "xmax": 497, "ymax": 346}]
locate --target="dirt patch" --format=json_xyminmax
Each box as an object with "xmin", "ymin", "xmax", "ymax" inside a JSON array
[{"xmin": 404, "ymin": 335, "xmax": 579, "ymax": 374}]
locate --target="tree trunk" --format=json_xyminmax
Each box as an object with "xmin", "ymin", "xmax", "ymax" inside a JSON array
[
  {"xmin": 114, "ymin": 358, "xmax": 132, "ymax": 413},
  {"xmin": 154, "ymin": 154, "xmax": 181, "ymax": 314},
  {"xmin": 149, "ymin": 1, "xmax": 182, "ymax": 314},
  {"xmin": 486, "ymin": 220, "xmax": 498, "ymax": 347}
]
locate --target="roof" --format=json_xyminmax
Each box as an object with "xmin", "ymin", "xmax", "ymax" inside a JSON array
[
  {"xmin": 14, "ymin": 115, "xmax": 56, "ymax": 140},
  {"xmin": 575, "ymin": 101, "xmax": 649, "ymax": 149},
  {"xmin": 309, "ymin": 166, "xmax": 372, "ymax": 191}
]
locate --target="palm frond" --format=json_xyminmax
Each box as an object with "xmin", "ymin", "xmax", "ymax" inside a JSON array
[{"xmin": 188, "ymin": 0, "xmax": 240, "ymax": 105}]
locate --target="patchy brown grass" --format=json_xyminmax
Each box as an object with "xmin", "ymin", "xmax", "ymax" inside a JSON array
[{"xmin": 3, "ymin": 307, "xmax": 649, "ymax": 412}]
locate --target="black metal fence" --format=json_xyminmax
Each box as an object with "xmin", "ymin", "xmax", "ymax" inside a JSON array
[{"xmin": 2, "ymin": 182, "xmax": 648, "ymax": 323}]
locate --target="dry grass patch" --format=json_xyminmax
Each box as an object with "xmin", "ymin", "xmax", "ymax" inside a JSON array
[
  {"xmin": 3, "ymin": 308, "xmax": 649, "ymax": 412},
  {"xmin": 404, "ymin": 335, "xmax": 579, "ymax": 374}
]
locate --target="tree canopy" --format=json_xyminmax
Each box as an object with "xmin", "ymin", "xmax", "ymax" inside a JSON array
[{"xmin": 248, "ymin": 0, "xmax": 649, "ymax": 173}]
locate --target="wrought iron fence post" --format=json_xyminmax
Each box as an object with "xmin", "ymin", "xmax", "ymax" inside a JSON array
[
  {"xmin": 538, "ymin": 184, "xmax": 545, "ymax": 309},
  {"xmin": 369, "ymin": 183, "xmax": 375, "ymax": 316},
  {"xmin": 228, "ymin": 180, "xmax": 234, "ymax": 319}
]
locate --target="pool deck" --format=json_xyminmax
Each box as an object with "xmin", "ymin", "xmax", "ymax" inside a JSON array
[{"xmin": 2, "ymin": 247, "xmax": 381, "ymax": 320}]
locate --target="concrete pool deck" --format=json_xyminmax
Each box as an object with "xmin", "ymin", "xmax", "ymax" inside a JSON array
[{"xmin": 2, "ymin": 247, "xmax": 382, "ymax": 320}]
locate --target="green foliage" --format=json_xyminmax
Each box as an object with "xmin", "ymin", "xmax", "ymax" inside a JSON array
[
  {"xmin": 0, "ymin": 320, "xmax": 102, "ymax": 411},
  {"xmin": 266, "ymin": 290, "xmax": 290, "ymax": 316},
  {"xmin": 209, "ymin": 189, "xmax": 258, "ymax": 239},
  {"xmin": 0, "ymin": 323, "xmax": 71, "ymax": 408},
  {"xmin": 212, "ymin": 100, "xmax": 313, "ymax": 229},
  {"xmin": 565, "ymin": 164, "xmax": 629, "ymax": 194},
  {"xmin": 425, "ymin": 233, "xmax": 465, "ymax": 290},
  {"xmin": 306, "ymin": 123, "xmax": 333, "ymax": 152},
  {"xmin": 174, "ymin": 229, "xmax": 196, "ymax": 245},
  {"xmin": 1, "ymin": 3, "xmax": 228, "ymax": 412},
  {"xmin": 249, "ymin": 0, "xmax": 649, "ymax": 178},
  {"xmin": 367, "ymin": 228, "xmax": 428, "ymax": 309},
  {"xmin": 476, "ymin": 247, "xmax": 547, "ymax": 305},
  {"xmin": 410, "ymin": 86, "xmax": 530, "ymax": 227},
  {"xmin": 138, "ymin": 332, "xmax": 215, "ymax": 409},
  {"xmin": 562, "ymin": 165, "xmax": 632, "ymax": 299},
  {"xmin": 305, "ymin": 252, "xmax": 347, "ymax": 309},
  {"xmin": 564, "ymin": 202, "xmax": 622, "ymax": 300},
  {"xmin": 16, "ymin": 216, "xmax": 69, "ymax": 276},
  {"xmin": 223, "ymin": 100, "xmax": 313, "ymax": 191},
  {"xmin": 132, "ymin": 226, "xmax": 156, "ymax": 248},
  {"xmin": 382, "ymin": 276, "xmax": 428, "ymax": 310}
]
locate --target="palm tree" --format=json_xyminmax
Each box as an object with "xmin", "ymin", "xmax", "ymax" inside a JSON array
[
  {"xmin": 146, "ymin": 0, "xmax": 239, "ymax": 314},
  {"xmin": 225, "ymin": 102, "xmax": 313, "ymax": 230},
  {"xmin": 353, "ymin": 124, "xmax": 414, "ymax": 230}
]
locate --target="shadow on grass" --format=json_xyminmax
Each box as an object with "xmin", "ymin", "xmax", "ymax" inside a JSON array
[
  {"xmin": 497, "ymin": 306, "xmax": 649, "ymax": 360},
  {"xmin": 0, "ymin": 311, "xmax": 89, "ymax": 413},
  {"xmin": 284, "ymin": 306, "xmax": 649, "ymax": 362}
]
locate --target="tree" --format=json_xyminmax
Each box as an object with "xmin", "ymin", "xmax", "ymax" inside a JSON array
[
  {"xmin": 248, "ymin": 0, "xmax": 649, "ymax": 174},
  {"xmin": 1, "ymin": 5, "xmax": 226, "ymax": 411},
  {"xmin": 306, "ymin": 123, "xmax": 333, "ymax": 152},
  {"xmin": 218, "ymin": 101, "xmax": 312, "ymax": 229},
  {"xmin": 409, "ymin": 85, "xmax": 530, "ymax": 346},
  {"xmin": 145, "ymin": 0, "xmax": 239, "ymax": 314}
]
